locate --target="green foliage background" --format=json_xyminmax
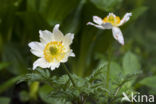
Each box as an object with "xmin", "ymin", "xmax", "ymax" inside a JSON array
[{"xmin": 0, "ymin": 0, "xmax": 155, "ymax": 104}]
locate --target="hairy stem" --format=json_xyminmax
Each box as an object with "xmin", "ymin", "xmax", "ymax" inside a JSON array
[
  {"xmin": 63, "ymin": 64, "xmax": 76, "ymax": 87},
  {"xmin": 106, "ymin": 46, "xmax": 112, "ymax": 88}
]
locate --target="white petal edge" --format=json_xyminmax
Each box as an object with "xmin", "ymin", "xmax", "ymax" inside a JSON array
[
  {"xmin": 33, "ymin": 58, "xmax": 51, "ymax": 70},
  {"xmin": 63, "ymin": 33, "xmax": 74, "ymax": 46},
  {"xmin": 112, "ymin": 27, "xmax": 124, "ymax": 45},
  {"xmin": 53, "ymin": 24, "xmax": 64, "ymax": 41},
  {"xmin": 39, "ymin": 30, "xmax": 53, "ymax": 45},
  {"xmin": 118, "ymin": 13, "xmax": 132, "ymax": 26},
  {"xmin": 93, "ymin": 16, "xmax": 103, "ymax": 25},
  {"xmin": 33, "ymin": 58, "xmax": 61, "ymax": 70},
  {"xmin": 108, "ymin": 13, "xmax": 116, "ymax": 17},
  {"xmin": 50, "ymin": 62, "xmax": 60, "ymax": 70},
  {"xmin": 70, "ymin": 52, "xmax": 75, "ymax": 57},
  {"xmin": 28, "ymin": 42, "xmax": 44, "ymax": 52},
  {"xmin": 87, "ymin": 22, "xmax": 105, "ymax": 29},
  {"xmin": 61, "ymin": 50, "xmax": 75, "ymax": 63},
  {"xmin": 69, "ymin": 49, "xmax": 75, "ymax": 57}
]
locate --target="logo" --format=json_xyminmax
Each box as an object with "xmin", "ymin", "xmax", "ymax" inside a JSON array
[{"xmin": 121, "ymin": 92, "xmax": 155, "ymax": 103}]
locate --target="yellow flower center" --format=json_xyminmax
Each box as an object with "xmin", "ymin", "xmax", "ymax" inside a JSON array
[
  {"xmin": 44, "ymin": 41, "xmax": 65, "ymax": 62},
  {"xmin": 103, "ymin": 15, "xmax": 120, "ymax": 26}
]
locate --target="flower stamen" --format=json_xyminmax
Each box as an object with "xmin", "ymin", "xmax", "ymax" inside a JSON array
[
  {"xmin": 49, "ymin": 46, "xmax": 58, "ymax": 55},
  {"xmin": 103, "ymin": 14, "xmax": 121, "ymax": 26},
  {"xmin": 44, "ymin": 41, "xmax": 65, "ymax": 62}
]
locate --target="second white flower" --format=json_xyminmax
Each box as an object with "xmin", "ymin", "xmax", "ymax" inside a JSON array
[{"xmin": 87, "ymin": 13, "xmax": 132, "ymax": 45}]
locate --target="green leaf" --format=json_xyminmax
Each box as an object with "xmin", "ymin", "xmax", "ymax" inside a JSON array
[
  {"xmin": 139, "ymin": 76, "xmax": 156, "ymax": 94},
  {"xmin": 0, "ymin": 97, "xmax": 10, "ymax": 104},
  {"xmin": 90, "ymin": 0, "xmax": 123, "ymax": 12},
  {"xmin": 36, "ymin": 68, "xmax": 50, "ymax": 79},
  {"xmin": 17, "ymin": 73, "xmax": 42, "ymax": 83},
  {"xmin": 0, "ymin": 76, "xmax": 21, "ymax": 94},
  {"xmin": 56, "ymin": 75, "xmax": 69, "ymax": 85},
  {"xmin": 110, "ymin": 62, "xmax": 123, "ymax": 80},
  {"xmin": 122, "ymin": 51, "xmax": 141, "ymax": 75},
  {"xmin": 17, "ymin": 69, "xmax": 51, "ymax": 84},
  {"xmin": 139, "ymin": 76, "xmax": 156, "ymax": 89},
  {"xmin": 89, "ymin": 63, "xmax": 107, "ymax": 82}
]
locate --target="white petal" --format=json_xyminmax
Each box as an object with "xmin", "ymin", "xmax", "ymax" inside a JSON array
[
  {"xmin": 28, "ymin": 42, "xmax": 44, "ymax": 57},
  {"xmin": 112, "ymin": 27, "xmax": 124, "ymax": 45},
  {"xmin": 63, "ymin": 33, "xmax": 74, "ymax": 46},
  {"xmin": 108, "ymin": 13, "xmax": 116, "ymax": 17},
  {"xmin": 87, "ymin": 22, "xmax": 105, "ymax": 29},
  {"xmin": 28, "ymin": 42, "xmax": 44, "ymax": 51},
  {"xmin": 93, "ymin": 16, "xmax": 103, "ymax": 25},
  {"xmin": 70, "ymin": 52, "xmax": 75, "ymax": 57},
  {"xmin": 53, "ymin": 24, "xmax": 64, "ymax": 41},
  {"xmin": 69, "ymin": 49, "xmax": 75, "ymax": 57},
  {"xmin": 101, "ymin": 23, "xmax": 112, "ymax": 29},
  {"xmin": 118, "ymin": 13, "xmax": 132, "ymax": 26},
  {"xmin": 30, "ymin": 49, "xmax": 43, "ymax": 57},
  {"xmin": 61, "ymin": 50, "xmax": 75, "ymax": 63},
  {"xmin": 61, "ymin": 56, "xmax": 68, "ymax": 63},
  {"xmin": 33, "ymin": 58, "xmax": 51, "ymax": 70},
  {"xmin": 50, "ymin": 62, "xmax": 60, "ymax": 70},
  {"xmin": 39, "ymin": 30, "xmax": 53, "ymax": 44}
]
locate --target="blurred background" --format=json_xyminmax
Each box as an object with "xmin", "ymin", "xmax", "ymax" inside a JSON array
[{"xmin": 0, "ymin": 0, "xmax": 155, "ymax": 104}]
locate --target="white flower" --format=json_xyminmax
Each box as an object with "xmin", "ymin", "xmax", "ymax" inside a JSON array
[
  {"xmin": 87, "ymin": 13, "xmax": 132, "ymax": 45},
  {"xmin": 28, "ymin": 24, "xmax": 75, "ymax": 70}
]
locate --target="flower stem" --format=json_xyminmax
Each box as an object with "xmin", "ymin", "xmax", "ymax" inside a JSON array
[
  {"xmin": 63, "ymin": 64, "xmax": 76, "ymax": 87},
  {"xmin": 106, "ymin": 46, "xmax": 112, "ymax": 88}
]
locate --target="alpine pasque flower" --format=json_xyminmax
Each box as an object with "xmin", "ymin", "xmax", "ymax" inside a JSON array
[
  {"xmin": 28, "ymin": 24, "xmax": 75, "ymax": 70},
  {"xmin": 87, "ymin": 13, "xmax": 132, "ymax": 45}
]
